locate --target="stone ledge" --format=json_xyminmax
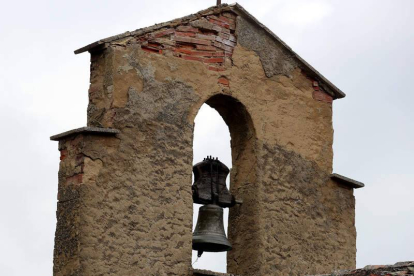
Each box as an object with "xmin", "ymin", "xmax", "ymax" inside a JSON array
[
  {"xmin": 50, "ymin": 127, "xmax": 120, "ymax": 141},
  {"xmin": 331, "ymin": 173, "xmax": 365, "ymax": 189},
  {"xmin": 193, "ymin": 269, "xmax": 239, "ymax": 276},
  {"xmin": 307, "ymin": 261, "xmax": 414, "ymax": 276}
]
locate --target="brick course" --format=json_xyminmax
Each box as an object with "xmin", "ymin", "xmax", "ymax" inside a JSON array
[{"xmin": 133, "ymin": 11, "xmax": 238, "ymax": 71}]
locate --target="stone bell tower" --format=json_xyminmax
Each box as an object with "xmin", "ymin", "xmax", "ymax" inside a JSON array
[{"xmin": 50, "ymin": 3, "xmax": 364, "ymax": 276}]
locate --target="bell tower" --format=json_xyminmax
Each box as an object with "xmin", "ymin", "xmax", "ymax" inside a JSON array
[{"xmin": 50, "ymin": 3, "xmax": 363, "ymax": 276}]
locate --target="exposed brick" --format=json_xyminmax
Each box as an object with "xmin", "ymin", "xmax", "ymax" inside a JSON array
[
  {"xmin": 175, "ymin": 31, "xmax": 196, "ymax": 37},
  {"xmin": 218, "ymin": 77, "xmax": 229, "ymax": 86},
  {"xmin": 141, "ymin": 46, "xmax": 162, "ymax": 54},
  {"xmin": 313, "ymin": 90, "xmax": 333, "ymax": 103},
  {"xmin": 220, "ymin": 27, "xmax": 231, "ymax": 34},
  {"xmin": 176, "ymin": 25, "xmax": 199, "ymax": 33},
  {"xmin": 192, "ymin": 51, "xmax": 225, "ymax": 57},
  {"xmin": 218, "ymin": 32, "xmax": 230, "ymax": 40},
  {"xmin": 178, "ymin": 44, "xmax": 195, "ymax": 49},
  {"xmin": 212, "ymin": 41, "xmax": 233, "ymax": 52},
  {"xmin": 190, "ymin": 18, "xmax": 222, "ymax": 33},
  {"xmin": 196, "ymin": 45, "xmax": 217, "ymax": 51},
  {"xmin": 212, "ymin": 15, "xmax": 236, "ymax": 30},
  {"xmin": 137, "ymin": 35, "xmax": 149, "ymax": 43},
  {"xmin": 215, "ymin": 36, "xmax": 236, "ymax": 47},
  {"xmin": 148, "ymin": 42, "xmax": 162, "ymax": 48},
  {"xmin": 224, "ymin": 51, "xmax": 233, "ymax": 57},
  {"xmin": 208, "ymin": 66, "xmax": 226, "ymax": 72},
  {"xmin": 149, "ymin": 38, "xmax": 176, "ymax": 47},
  {"xmin": 208, "ymin": 17, "xmax": 230, "ymax": 29},
  {"xmin": 173, "ymin": 36, "xmax": 211, "ymax": 46},
  {"xmin": 60, "ymin": 149, "xmax": 68, "ymax": 161},
  {"xmin": 203, "ymin": 57, "xmax": 224, "ymax": 63},
  {"xmin": 195, "ymin": 33, "xmax": 216, "ymax": 41},
  {"xmin": 174, "ymin": 48, "xmax": 193, "ymax": 55},
  {"xmin": 218, "ymin": 15, "xmax": 231, "ymax": 23},
  {"xmin": 181, "ymin": 55, "xmax": 203, "ymax": 62},
  {"xmin": 152, "ymin": 28, "xmax": 175, "ymax": 38}
]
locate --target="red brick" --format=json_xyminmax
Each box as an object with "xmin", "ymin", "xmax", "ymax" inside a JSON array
[
  {"xmin": 213, "ymin": 15, "xmax": 236, "ymax": 30},
  {"xmin": 208, "ymin": 66, "xmax": 226, "ymax": 72},
  {"xmin": 182, "ymin": 55, "xmax": 203, "ymax": 62},
  {"xmin": 60, "ymin": 149, "xmax": 68, "ymax": 161},
  {"xmin": 137, "ymin": 35, "xmax": 149, "ymax": 43},
  {"xmin": 208, "ymin": 17, "xmax": 230, "ymax": 29},
  {"xmin": 148, "ymin": 42, "xmax": 161, "ymax": 48},
  {"xmin": 176, "ymin": 25, "xmax": 199, "ymax": 33},
  {"xmin": 203, "ymin": 57, "xmax": 224, "ymax": 63},
  {"xmin": 196, "ymin": 45, "xmax": 217, "ymax": 51},
  {"xmin": 152, "ymin": 28, "xmax": 175, "ymax": 38},
  {"xmin": 313, "ymin": 90, "xmax": 333, "ymax": 103},
  {"xmin": 141, "ymin": 46, "xmax": 162, "ymax": 54},
  {"xmin": 218, "ymin": 15, "xmax": 231, "ymax": 23},
  {"xmin": 175, "ymin": 31, "xmax": 196, "ymax": 37},
  {"xmin": 173, "ymin": 36, "xmax": 211, "ymax": 46},
  {"xmin": 174, "ymin": 48, "xmax": 193, "ymax": 55},
  {"xmin": 224, "ymin": 51, "xmax": 233, "ymax": 57},
  {"xmin": 178, "ymin": 44, "xmax": 194, "ymax": 49},
  {"xmin": 218, "ymin": 77, "xmax": 229, "ymax": 86},
  {"xmin": 191, "ymin": 51, "xmax": 225, "ymax": 57}
]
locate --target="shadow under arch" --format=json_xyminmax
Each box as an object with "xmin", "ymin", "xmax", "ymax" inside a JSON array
[{"xmin": 194, "ymin": 94, "xmax": 260, "ymax": 275}]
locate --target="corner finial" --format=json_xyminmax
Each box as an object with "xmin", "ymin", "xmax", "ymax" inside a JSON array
[{"xmin": 217, "ymin": 0, "xmax": 221, "ymax": 5}]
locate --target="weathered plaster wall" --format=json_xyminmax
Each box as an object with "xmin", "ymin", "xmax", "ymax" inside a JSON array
[{"xmin": 54, "ymin": 6, "xmax": 355, "ymax": 276}]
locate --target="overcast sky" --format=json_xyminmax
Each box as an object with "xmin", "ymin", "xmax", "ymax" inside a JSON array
[{"xmin": 0, "ymin": 0, "xmax": 413, "ymax": 275}]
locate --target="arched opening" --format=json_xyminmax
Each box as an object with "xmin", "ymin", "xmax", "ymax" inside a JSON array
[
  {"xmin": 191, "ymin": 94, "xmax": 259, "ymax": 275},
  {"xmin": 192, "ymin": 103, "xmax": 231, "ymax": 273}
]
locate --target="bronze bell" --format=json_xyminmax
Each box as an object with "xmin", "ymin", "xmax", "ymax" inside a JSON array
[
  {"xmin": 192, "ymin": 204, "xmax": 232, "ymax": 253},
  {"xmin": 192, "ymin": 156, "xmax": 238, "ymax": 256}
]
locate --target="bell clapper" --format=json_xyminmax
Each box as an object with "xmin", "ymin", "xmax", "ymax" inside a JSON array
[{"xmin": 197, "ymin": 250, "xmax": 204, "ymax": 258}]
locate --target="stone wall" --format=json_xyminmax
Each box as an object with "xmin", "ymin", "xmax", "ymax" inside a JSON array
[{"xmin": 53, "ymin": 4, "xmax": 356, "ymax": 276}]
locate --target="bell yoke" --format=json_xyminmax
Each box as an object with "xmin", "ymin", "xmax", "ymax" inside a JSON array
[{"xmin": 191, "ymin": 156, "xmax": 238, "ymax": 257}]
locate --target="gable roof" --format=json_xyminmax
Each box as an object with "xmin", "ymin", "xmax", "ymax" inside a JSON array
[{"xmin": 74, "ymin": 3, "xmax": 345, "ymax": 99}]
